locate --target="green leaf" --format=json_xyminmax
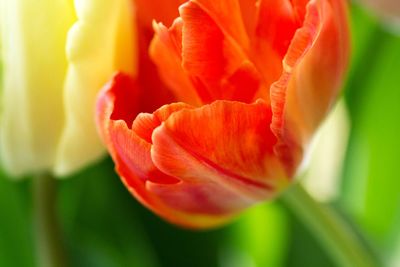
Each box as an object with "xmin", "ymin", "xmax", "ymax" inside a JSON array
[{"xmin": 342, "ymin": 3, "xmax": 400, "ymax": 260}]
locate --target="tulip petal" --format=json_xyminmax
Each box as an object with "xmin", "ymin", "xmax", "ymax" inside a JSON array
[
  {"xmin": 270, "ymin": 0, "xmax": 349, "ymax": 171},
  {"xmin": 97, "ymin": 74, "xmax": 291, "ymax": 228},
  {"xmin": 237, "ymin": 0, "xmax": 306, "ymax": 42},
  {"xmin": 289, "ymin": 0, "xmax": 309, "ymax": 20},
  {"xmin": 0, "ymin": 0, "xmax": 75, "ymax": 176},
  {"xmin": 287, "ymin": 0, "xmax": 349, "ymax": 141},
  {"xmin": 137, "ymin": 105, "xmax": 260, "ymax": 223},
  {"xmin": 177, "ymin": 1, "xmax": 261, "ymax": 103},
  {"xmin": 54, "ymin": 0, "xmax": 136, "ymax": 176},
  {"xmin": 134, "ymin": 0, "xmax": 187, "ymax": 111},
  {"xmin": 97, "ymin": 74, "xmax": 180, "ymax": 187},
  {"xmin": 97, "ymin": 73, "xmax": 174, "ymax": 207},
  {"xmin": 150, "ymin": 19, "xmax": 202, "ymax": 106},
  {"xmin": 151, "ymin": 100, "xmax": 290, "ymax": 207},
  {"xmin": 191, "ymin": 0, "xmax": 250, "ymax": 49},
  {"xmin": 270, "ymin": 0, "xmax": 320, "ymax": 172},
  {"xmin": 97, "ymin": 73, "xmax": 234, "ymax": 228},
  {"xmin": 135, "ymin": 0, "xmax": 186, "ymax": 26},
  {"xmin": 255, "ymin": 0, "xmax": 300, "ymax": 58},
  {"xmin": 238, "ymin": 0, "xmax": 258, "ymax": 38},
  {"xmin": 250, "ymin": 0, "xmax": 301, "ymax": 95}
]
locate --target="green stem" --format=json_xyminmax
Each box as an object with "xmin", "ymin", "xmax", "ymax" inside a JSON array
[
  {"xmin": 282, "ymin": 183, "xmax": 378, "ymax": 267},
  {"xmin": 33, "ymin": 174, "xmax": 67, "ymax": 267}
]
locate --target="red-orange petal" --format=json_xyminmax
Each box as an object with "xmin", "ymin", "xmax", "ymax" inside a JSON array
[
  {"xmin": 97, "ymin": 76, "xmax": 292, "ymax": 227},
  {"xmin": 135, "ymin": 0, "xmax": 186, "ymax": 26},
  {"xmin": 238, "ymin": 0, "xmax": 258, "ymax": 39},
  {"xmin": 286, "ymin": 0, "xmax": 350, "ymax": 145},
  {"xmin": 191, "ymin": 0, "xmax": 250, "ymax": 49},
  {"xmin": 97, "ymin": 73, "xmax": 233, "ymax": 228},
  {"xmin": 136, "ymin": 23, "xmax": 176, "ymax": 113},
  {"xmin": 256, "ymin": 0, "xmax": 301, "ymax": 58},
  {"xmin": 269, "ymin": 0, "xmax": 349, "ymax": 172},
  {"xmin": 178, "ymin": 1, "xmax": 261, "ymax": 103},
  {"xmin": 97, "ymin": 73, "xmax": 139, "ymax": 138},
  {"xmin": 249, "ymin": 0, "xmax": 301, "ymax": 94},
  {"xmin": 150, "ymin": 19, "xmax": 202, "ymax": 106},
  {"xmin": 150, "ymin": 100, "xmax": 290, "ymax": 209}
]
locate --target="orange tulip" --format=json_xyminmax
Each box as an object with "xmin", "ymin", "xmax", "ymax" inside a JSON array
[{"xmin": 97, "ymin": 0, "xmax": 349, "ymax": 228}]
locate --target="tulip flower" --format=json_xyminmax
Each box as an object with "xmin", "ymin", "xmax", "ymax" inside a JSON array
[
  {"xmin": 97, "ymin": 0, "xmax": 350, "ymax": 228},
  {"xmin": 0, "ymin": 0, "xmax": 135, "ymax": 177}
]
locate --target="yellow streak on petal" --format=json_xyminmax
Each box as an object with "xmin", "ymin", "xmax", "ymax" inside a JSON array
[
  {"xmin": 54, "ymin": 0, "xmax": 137, "ymax": 176},
  {"xmin": 0, "ymin": 0, "xmax": 75, "ymax": 177}
]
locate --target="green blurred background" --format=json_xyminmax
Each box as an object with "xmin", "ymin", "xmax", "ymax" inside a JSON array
[{"xmin": 1, "ymin": 2, "xmax": 400, "ymax": 267}]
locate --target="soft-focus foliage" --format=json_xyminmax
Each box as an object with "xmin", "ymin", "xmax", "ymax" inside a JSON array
[{"xmin": 342, "ymin": 5, "xmax": 400, "ymax": 264}]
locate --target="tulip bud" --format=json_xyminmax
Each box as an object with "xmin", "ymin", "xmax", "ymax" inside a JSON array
[
  {"xmin": 97, "ymin": 0, "xmax": 350, "ymax": 228},
  {"xmin": 0, "ymin": 0, "xmax": 136, "ymax": 177}
]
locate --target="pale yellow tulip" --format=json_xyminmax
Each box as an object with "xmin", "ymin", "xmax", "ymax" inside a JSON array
[{"xmin": 0, "ymin": 0, "xmax": 136, "ymax": 178}]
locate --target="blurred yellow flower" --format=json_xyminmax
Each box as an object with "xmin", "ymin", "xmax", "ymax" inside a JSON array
[{"xmin": 0, "ymin": 0, "xmax": 136, "ymax": 177}]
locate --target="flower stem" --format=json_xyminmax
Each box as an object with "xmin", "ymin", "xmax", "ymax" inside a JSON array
[
  {"xmin": 282, "ymin": 183, "xmax": 378, "ymax": 267},
  {"xmin": 33, "ymin": 174, "xmax": 67, "ymax": 267}
]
